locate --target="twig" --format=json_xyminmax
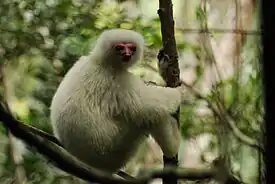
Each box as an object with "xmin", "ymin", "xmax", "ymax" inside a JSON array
[
  {"xmin": 0, "ymin": 64, "xmax": 27, "ymax": 184},
  {"xmin": 177, "ymin": 28, "xmax": 261, "ymax": 35},
  {"xmin": 0, "ymin": 27, "xmax": 262, "ymax": 35},
  {"xmin": 7, "ymin": 132, "xmax": 27, "ymax": 184},
  {"xmin": 180, "ymin": 80, "xmax": 264, "ymax": 153}
]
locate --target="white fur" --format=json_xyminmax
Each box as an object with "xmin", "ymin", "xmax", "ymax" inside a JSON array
[{"xmin": 50, "ymin": 29, "xmax": 183, "ymax": 173}]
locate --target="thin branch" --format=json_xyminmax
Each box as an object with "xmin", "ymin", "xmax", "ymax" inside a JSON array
[
  {"xmin": 0, "ymin": 27, "xmax": 262, "ymax": 35},
  {"xmin": 197, "ymin": 2, "xmax": 231, "ymax": 181},
  {"xmin": 0, "ymin": 65, "xmax": 26, "ymax": 184},
  {"xmin": 180, "ymin": 80, "xmax": 264, "ymax": 153},
  {"xmin": 177, "ymin": 28, "xmax": 261, "ymax": 35},
  {"xmin": 24, "ymin": 125, "xmax": 63, "ymax": 147},
  {"xmin": 7, "ymin": 132, "xmax": 27, "ymax": 184}
]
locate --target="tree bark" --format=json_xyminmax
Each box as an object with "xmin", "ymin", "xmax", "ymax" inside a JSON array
[{"xmin": 158, "ymin": 0, "xmax": 181, "ymax": 184}]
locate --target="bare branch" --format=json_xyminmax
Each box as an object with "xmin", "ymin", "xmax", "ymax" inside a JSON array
[
  {"xmin": 177, "ymin": 28, "xmax": 261, "ymax": 35},
  {"xmin": 0, "ymin": 64, "xmax": 26, "ymax": 184},
  {"xmin": 180, "ymin": 80, "xmax": 264, "ymax": 153},
  {"xmin": 0, "ymin": 105, "xmax": 246, "ymax": 184},
  {"xmin": 21, "ymin": 123, "xmax": 63, "ymax": 147}
]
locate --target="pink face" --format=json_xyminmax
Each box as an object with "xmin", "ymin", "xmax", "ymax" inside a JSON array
[{"xmin": 113, "ymin": 42, "xmax": 137, "ymax": 62}]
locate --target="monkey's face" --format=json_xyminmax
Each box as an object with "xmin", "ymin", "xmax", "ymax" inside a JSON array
[{"xmin": 113, "ymin": 42, "xmax": 137, "ymax": 63}]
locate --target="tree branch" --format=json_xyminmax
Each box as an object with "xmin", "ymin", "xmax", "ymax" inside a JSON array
[
  {"xmin": 157, "ymin": 1, "xmax": 180, "ymax": 184},
  {"xmin": 0, "ymin": 105, "xmax": 245, "ymax": 184},
  {"xmin": 158, "ymin": 0, "xmax": 180, "ymax": 88}
]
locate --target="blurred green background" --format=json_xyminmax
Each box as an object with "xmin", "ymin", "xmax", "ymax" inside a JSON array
[{"xmin": 0, "ymin": 0, "xmax": 262, "ymax": 183}]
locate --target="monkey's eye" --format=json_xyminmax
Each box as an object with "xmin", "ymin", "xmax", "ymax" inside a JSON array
[
  {"xmin": 130, "ymin": 46, "xmax": 136, "ymax": 52},
  {"xmin": 115, "ymin": 45, "xmax": 124, "ymax": 51}
]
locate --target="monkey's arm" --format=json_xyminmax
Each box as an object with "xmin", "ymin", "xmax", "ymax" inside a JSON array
[
  {"xmin": 141, "ymin": 84, "xmax": 186, "ymax": 115},
  {"xmin": 139, "ymin": 82, "xmax": 182, "ymax": 158}
]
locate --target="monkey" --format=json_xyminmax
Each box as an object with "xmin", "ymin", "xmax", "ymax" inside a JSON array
[{"xmin": 50, "ymin": 29, "xmax": 186, "ymax": 175}]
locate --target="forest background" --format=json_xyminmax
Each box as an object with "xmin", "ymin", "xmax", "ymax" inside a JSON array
[{"xmin": 0, "ymin": 0, "xmax": 262, "ymax": 183}]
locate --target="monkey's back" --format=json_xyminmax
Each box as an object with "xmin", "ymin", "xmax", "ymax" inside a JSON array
[{"xmin": 50, "ymin": 57, "xmax": 148, "ymax": 172}]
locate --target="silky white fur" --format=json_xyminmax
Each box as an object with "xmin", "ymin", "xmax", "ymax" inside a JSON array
[{"xmin": 50, "ymin": 29, "xmax": 184, "ymax": 173}]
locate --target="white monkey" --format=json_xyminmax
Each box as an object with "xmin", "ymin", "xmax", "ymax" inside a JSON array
[{"xmin": 50, "ymin": 29, "xmax": 185, "ymax": 174}]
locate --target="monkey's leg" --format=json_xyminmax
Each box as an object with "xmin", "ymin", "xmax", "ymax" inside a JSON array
[
  {"xmin": 150, "ymin": 118, "xmax": 180, "ymax": 158},
  {"xmin": 150, "ymin": 117, "xmax": 180, "ymax": 184}
]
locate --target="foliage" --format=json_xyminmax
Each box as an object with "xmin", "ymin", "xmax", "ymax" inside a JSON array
[{"xmin": 0, "ymin": 0, "xmax": 262, "ymax": 183}]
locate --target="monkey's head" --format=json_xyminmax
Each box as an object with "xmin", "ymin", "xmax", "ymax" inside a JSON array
[{"xmin": 92, "ymin": 29, "xmax": 144, "ymax": 69}]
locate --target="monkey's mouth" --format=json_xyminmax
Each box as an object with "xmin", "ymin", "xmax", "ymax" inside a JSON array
[{"xmin": 121, "ymin": 55, "xmax": 131, "ymax": 62}]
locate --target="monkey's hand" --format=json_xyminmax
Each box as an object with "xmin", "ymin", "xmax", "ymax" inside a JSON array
[
  {"xmin": 157, "ymin": 48, "xmax": 169, "ymax": 81},
  {"xmin": 175, "ymin": 85, "xmax": 188, "ymax": 105},
  {"xmin": 144, "ymin": 81, "xmax": 158, "ymax": 86}
]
